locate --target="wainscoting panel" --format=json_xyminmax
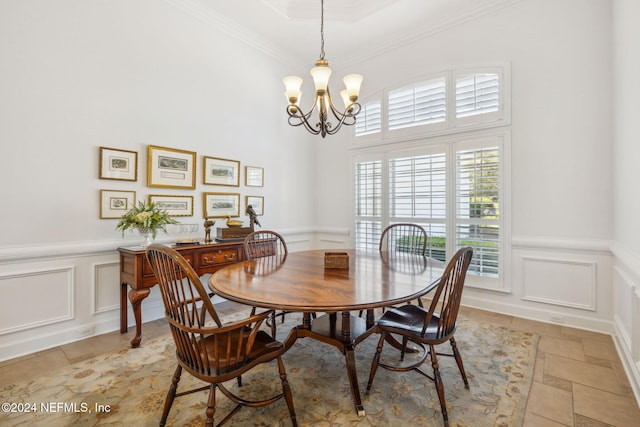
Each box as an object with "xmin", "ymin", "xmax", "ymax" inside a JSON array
[
  {"xmin": 0, "ymin": 266, "xmax": 74, "ymax": 335},
  {"xmin": 93, "ymin": 261, "xmax": 120, "ymax": 314},
  {"xmin": 521, "ymin": 256, "xmax": 596, "ymax": 310}
]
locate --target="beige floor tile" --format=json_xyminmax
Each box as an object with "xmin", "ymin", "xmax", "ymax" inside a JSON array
[
  {"xmin": 523, "ymin": 411, "xmax": 572, "ymax": 427},
  {"xmin": 582, "ymin": 339, "xmax": 620, "ymax": 363},
  {"xmin": 460, "ymin": 307, "xmax": 514, "ymax": 327},
  {"xmin": 539, "ymin": 335, "xmax": 586, "ymax": 361},
  {"xmin": 573, "ymin": 382, "xmax": 640, "ymax": 427},
  {"xmin": 545, "ymin": 354, "xmax": 630, "ymax": 396},
  {"xmin": 0, "ymin": 348, "xmax": 70, "ymax": 386},
  {"xmin": 562, "ymin": 326, "xmax": 612, "ymax": 343},
  {"xmin": 525, "ymin": 381, "xmax": 574, "ymax": 426},
  {"xmin": 533, "ymin": 354, "xmax": 545, "ymax": 383},
  {"xmin": 511, "ymin": 317, "xmax": 563, "ymax": 338},
  {"xmin": 574, "ymin": 413, "xmax": 614, "ymax": 427},
  {"xmin": 544, "ymin": 375, "xmax": 573, "ymax": 392}
]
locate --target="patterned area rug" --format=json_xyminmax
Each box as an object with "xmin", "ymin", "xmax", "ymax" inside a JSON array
[{"xmin": 1, "ymin": 311, "xmax": 538, "ymax": 426}]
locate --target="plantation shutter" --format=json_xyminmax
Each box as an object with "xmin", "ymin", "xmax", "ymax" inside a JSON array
[
  {"xmin": 354, "ymin": 100, "xmax": 382, "ymax": 136},
  {"xmin": 354, "ymin": 159, "xmax": 383, "ymax": 249},
  {"xmin": 455, "ymin": 146, "xmax": 501, "ymax": 277},
  {"xmin": 388, "ymin": 152, "xmax": 447, "ymax": 259},
  {"xmin": 388, "ymin": 77, "xmax": 446, "ymax": 130},
  {"xmin": 455, "ymin": 73, "xmax": 500, "ymax": 118}
]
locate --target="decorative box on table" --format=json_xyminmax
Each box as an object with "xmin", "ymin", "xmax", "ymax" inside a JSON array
[{"xmin": 324, "ymin": 252, "xmax": 349, "ymax": 269}]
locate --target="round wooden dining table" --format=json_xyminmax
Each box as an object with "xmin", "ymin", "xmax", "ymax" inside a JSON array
[{"xmin": 209, "ymin": 249, "xmax": 444, "ymax": 416}]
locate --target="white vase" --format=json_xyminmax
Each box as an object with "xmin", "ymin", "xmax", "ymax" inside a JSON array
[{"xmin": 138, "ymin": 228, "xmax": 154, "ymax": 247}]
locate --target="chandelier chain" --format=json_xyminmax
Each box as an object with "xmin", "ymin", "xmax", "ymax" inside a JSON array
[
  {"xmin": 319, "ymin": 0, "xmax": 325, "ymax": 60},
  {"xmin": 283, "ymin": 0, "xmax": 362, "ymax": 138}
]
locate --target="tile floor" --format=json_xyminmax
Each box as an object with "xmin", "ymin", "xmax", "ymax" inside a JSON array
[{"xmin": 1, "ymin": 302, "xmax": 639, "ymax": 426}]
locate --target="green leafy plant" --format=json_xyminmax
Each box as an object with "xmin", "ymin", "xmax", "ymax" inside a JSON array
[{"xmin": 116, "ymin": 201, "xmax": 178, "ymax": 239}]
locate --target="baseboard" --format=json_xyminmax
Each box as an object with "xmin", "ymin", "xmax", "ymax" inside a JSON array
[
  {"xmin": 461, "ymin": 294, "xmax": 614, "ymax": 334},
  {"xmin": 0, "ymin": 301, "xmax": 166, "ymax": 363},
  {"xmin": 612, "ymin": 317, "xmax": 640, "ymax": 408}
]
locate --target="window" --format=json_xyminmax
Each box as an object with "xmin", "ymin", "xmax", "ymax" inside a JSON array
[
  {"xmin": 354, "ymin": 160, "xmax": 382, "ymax": 249},
  {"xmin": 455, "ymin": 73, "xmax": 500, "ymax": 119},
  {"xmin": 455, "ymin": 145, "xmax": 500, "ymax": 277},
  {"xmin": 354, "ymin": 135, "xmax": 507, "ymax": 288},
  {"xmin": 354, "ymin": 100, "xmax": 382, "ymax": 136},
  {"xmin": 354, "ymin": 65, "xmax": 508, "ymax": 139},
  {"xmin": 353, "ymin": 65, "xmax": 509, "ymax": 289},
  {"xmin": 388, "ymin": 77, "xmax": 446, "ymax": 130}
]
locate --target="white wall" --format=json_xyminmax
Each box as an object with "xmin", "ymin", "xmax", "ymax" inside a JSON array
[
  {"xmin": 612, "ymin": 0, "xmax": 640, "ymax": 403},
  {"xmin": 0, "ymin": 0, "xmax": 317, "ymax": 360}
]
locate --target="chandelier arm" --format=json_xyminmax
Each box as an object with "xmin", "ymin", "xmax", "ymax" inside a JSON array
[{"xmin": 285, "ymin": 99, "xmax": 323, "ymax": 135}]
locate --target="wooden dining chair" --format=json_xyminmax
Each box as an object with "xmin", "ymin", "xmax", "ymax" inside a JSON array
[
  {"xmin": 145, "ymin": 244, "xmax": 297, "ymax": 427},
  {"xmin": 379, "ymin": 223, "xmax": 428, "ymax": 255},
  {"xmin": 243, "ymin": 230, "xmax": 289, "ymax": 336},
  {"xmin": 366, "ymin": 246, "xmax": 473, "ymax": 427},
  {"xmin": 359, "ymin": 223, "xmax": 429, "ymax": 319}
]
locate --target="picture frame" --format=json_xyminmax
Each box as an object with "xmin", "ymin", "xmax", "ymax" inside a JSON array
[
  {"xmin": 245, "ymin": 166, "xmax": 264, "ymax": 187},
  {"xmin": 100, "ymin": 190, "xmax": 136, "ymax": 219},
  {"xmin": 246, "ymin": 196, "xmax": 264, "ymax": 216},
  {"xmin": 99, "ymin": 147, "xmax": 138, "ymax": 181},
  {"xmin": 148, "ymin": 145, "xmax": 196, "ymax": 189},
  {"xmin": 203, "ymin": 192, "xmax": 240, "ymax": 218},
  {"xmin": 203, "ymin": 156, "xmax": 240, "ymax": 186},
  {"xmin": 149, "ymin": 194, "xmax": 194, "ymax": 217}
]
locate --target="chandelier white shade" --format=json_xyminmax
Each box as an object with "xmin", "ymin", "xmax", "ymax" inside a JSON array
[{"xmin": 283, "ymin": 0, "xmax": 363, "ymax": 138}]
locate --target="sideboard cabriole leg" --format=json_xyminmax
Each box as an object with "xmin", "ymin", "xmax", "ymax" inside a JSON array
[{"xmin": 128, "ymin": 288, "xmax": 150, "ymax": 348}]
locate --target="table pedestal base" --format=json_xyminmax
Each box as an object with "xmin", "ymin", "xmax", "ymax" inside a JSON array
[{"xmin": 283, "ymin": 311, "xmax": 376, "ymax": 417}]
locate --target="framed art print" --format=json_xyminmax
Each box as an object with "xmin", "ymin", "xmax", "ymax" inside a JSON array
[
  {"xmin": 246, "ymin": 196, "xmax": 264, "ymax": 216},
  {"xmin": 148, "ymin": 194, "xmax": 194, "ymax": 217},
  {"xmin": 203, "ymin": 192, "xmax": 240, "ymax": 218},
  {"xmin": 245, "ymin": 166, "xmax": 264, "ymax": 187},
  {"xmin": 148, "ymin": 145, "xmax": 196, "ymax": 189},
  {"xmin": 99, "ymin": 147, "xmax": 138, "ymax": 181},
  {"xmin": 203, "ymin": 156, "xmax": 240, "ymax": 186},
  {"xmin": 100, "ymin": 190, "xmax": 135, "ymax": 219}
]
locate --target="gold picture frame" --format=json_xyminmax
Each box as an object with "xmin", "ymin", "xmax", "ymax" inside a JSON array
[
  {"xmin": 203, "ymin": 192, "xmax": 240, "ymax": 218},
  {"xmin": 100, "ymin": 190, "xmax": 136, "ymax": 219},
  {"xmin": 99, "ymin": 147, "xmax": 138, "ymax": 181},
  {"xmin": 147, "ymin": 145, "xmax": 196, "ymax": 189},
  {"xmin": 245, "ymin": 166, "xmax": 264, "ymax": 187},
  {"xmin": 148, "ymin": 194, "xmax": 194, "ymax": 217},
  {"xmin": 203, "ymin": 156, "xmax": 240, "ymax": 186}
]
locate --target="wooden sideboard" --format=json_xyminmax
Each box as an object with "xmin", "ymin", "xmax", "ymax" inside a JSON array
[{"xmin": 119, "ymin": 241, "xmax": 244, "ymax": 347}]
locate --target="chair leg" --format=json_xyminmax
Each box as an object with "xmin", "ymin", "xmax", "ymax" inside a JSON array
[
  {"xmin": 276, "ymin": 356, "xmax": 297, "ymax": 426},
  {"xmin": 400, "ymin": 336, "xmax": 409, "ymax": 360},
  {"xmin": 160, "ymin": 364, "xmax": 182, "ymax": 427},
  {"xmin": 205, "ymin": 384, "xmax": 216, "ymax": 427},
  {"xmin": 449, "ymin": 336, "xmax": 469, "ymax": 388},
  {"xmin": 366, "ymin": 332, "xmax": 386, "ymax": 392},
  {"xmin": 270, "ymin": 312, "xmax": 277, "ymax": 338},
  {"xmin": 429, "ymin": 345, "xmax": 449, "ymax": 427}
]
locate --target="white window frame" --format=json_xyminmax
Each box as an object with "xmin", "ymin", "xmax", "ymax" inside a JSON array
[
  {"xmin": 353, "ymin": 63, "xmax": 511, "ymax": 145},
  {"xmin": 352, "ymin": 130, "xmax": 511, "ymax": 293}
]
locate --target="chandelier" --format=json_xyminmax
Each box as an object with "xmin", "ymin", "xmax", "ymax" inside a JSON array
[{"xmin": 282, "ymin": 0, "xmax": 363, "ymax": 138}]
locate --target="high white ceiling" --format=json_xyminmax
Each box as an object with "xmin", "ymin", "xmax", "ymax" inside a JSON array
[{"xmin": 190, "ymin": 0, "xmax": 520, "ymax": 68}]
